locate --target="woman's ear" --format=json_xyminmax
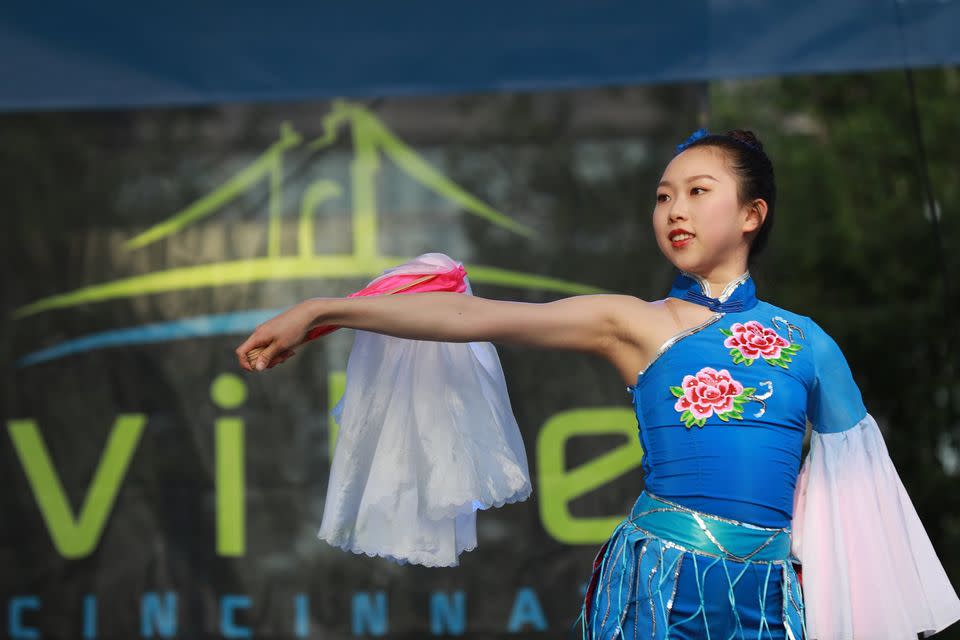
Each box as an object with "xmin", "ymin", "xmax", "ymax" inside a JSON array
[{"xmin": 744, "ymin": 198, "xmax": 768, "ymax": 233}]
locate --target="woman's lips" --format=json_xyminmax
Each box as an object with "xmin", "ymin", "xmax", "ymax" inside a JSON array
[{"xmin": 669, "ymin": 231, "xmax": 695, "ymax": 248}]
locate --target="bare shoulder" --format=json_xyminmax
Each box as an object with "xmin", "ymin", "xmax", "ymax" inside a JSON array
[
  {"xmin": 593, "ymin": 294, "xmax": 667, "ymax": 343},
  {"xmin": 592, "ymin": 294, "xmax": 722, "ymax": 386},
  {"xmin": 560, "ymin": 293, "xmax": 660, "ymax": 339},
  {"xmin": 580, "ymin": 293, "xmax": 666, "ymax": 332},
  {"xmin": 582, "ymin": 294, "xmax": 675, "ymax": 386}
]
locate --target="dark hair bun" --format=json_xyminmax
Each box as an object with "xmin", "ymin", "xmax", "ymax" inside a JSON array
[{"xmin": 725, "ymin": 129, "xmax": 764, "ymax": 153}]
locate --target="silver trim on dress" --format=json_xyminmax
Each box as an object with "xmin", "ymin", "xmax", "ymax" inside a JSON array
[
  {"xmin": 633, "ymin": 271, "xmax": 752, "ymax": 381},
  {"xmin": 636, "ymin": 313, "xmax": 724, "ymax": 378},
  {"xmin": 679, "ymin": 269, "xmax": 750, "ymax": 301}
]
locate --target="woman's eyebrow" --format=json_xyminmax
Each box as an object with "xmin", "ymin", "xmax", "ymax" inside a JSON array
[{"xmin": 658, "ymin": 174, "xmax": 719, "ymax": 187}]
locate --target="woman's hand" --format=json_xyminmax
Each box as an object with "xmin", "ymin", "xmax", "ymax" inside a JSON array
[{"xmin": 235, "ymin": 301, "xmax": 320, "ymax": 372}]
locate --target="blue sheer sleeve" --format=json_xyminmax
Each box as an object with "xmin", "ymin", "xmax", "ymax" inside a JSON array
[{"xmin": 804, "ymin": 319, "xmax": 866, "ymax": 434}]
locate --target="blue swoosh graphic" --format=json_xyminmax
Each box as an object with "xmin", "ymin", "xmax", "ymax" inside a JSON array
[{"xmin": 16, "ymin": 309, "xmax": 290, "ymax": 368}]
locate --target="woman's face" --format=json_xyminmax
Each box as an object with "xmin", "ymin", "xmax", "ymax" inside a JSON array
[{"xmin": 652, "ymin": 146, "xmax": 761, "ymax": 275}]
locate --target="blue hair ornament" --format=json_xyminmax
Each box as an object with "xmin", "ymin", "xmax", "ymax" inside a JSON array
[
  {"xmin": 676, "ymin": 127, "xmax": 762, "ymax": 154},
  {"xmin": 676, "ymin": 127, "xmax": 709, "ymax": 153}
]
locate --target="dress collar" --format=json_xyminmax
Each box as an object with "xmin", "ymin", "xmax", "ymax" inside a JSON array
[{"xmin": 667, "ymin": 270, "xmax": 758, "ymax": 312}]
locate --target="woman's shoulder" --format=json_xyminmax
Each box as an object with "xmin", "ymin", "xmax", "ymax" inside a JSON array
[
  {"xmin": 596, "ymin": 293, "xmax": 711, "ymax": 355},
  {"xmin": 753, "ymin": 299, "xmax": 808, "ymax": 322},
  {"xmin": 755, "ymin": 301, "xmax": 851, "ymax": 371}
]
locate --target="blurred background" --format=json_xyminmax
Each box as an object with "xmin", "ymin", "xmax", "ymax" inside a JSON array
[{"xmin": 1, "ymin": 3, "xmax": 958, "ymax": 638}]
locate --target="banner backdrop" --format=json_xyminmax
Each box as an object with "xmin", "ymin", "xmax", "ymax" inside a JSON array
[
  {"xmin": 3, "ymin": 79, "xmax": 959, "ymax": 639},
  {"xmin": 1, "ymin": 87, "xmax": 705, "ymax": 639}
]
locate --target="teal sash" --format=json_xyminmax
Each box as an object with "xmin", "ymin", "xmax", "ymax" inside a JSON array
[{"xmin": 627, "ymin": 490, "xmax": 793, "ymax": 563}]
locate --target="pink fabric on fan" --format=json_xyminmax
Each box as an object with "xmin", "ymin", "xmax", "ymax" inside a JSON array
[
  {"xmin": 305, "ymin": 259, "xmax": 467, "ymax": 341},
  {"xmin": 357, "ymin": 262, "xmax": 467, "ymax": 295}
]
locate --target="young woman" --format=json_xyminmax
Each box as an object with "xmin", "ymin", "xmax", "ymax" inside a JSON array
[{"xmin": 235, "ymin": 129, "xmax": 960, "ymax": 638}]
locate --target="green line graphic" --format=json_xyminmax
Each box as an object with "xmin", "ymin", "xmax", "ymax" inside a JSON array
[{"xmin": 124, "ymin": 123, "xmax": 302, "ymax": 252}]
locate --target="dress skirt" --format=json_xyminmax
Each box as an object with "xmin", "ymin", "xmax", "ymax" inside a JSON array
[{"xmin": 578, "ymin": 490, "xmax": 805, "ymax": 639}]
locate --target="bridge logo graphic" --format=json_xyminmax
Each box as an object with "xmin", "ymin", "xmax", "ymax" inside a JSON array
[{"xmin": 13, "ymin": 100, "xmax": 609, "ymax": 367}]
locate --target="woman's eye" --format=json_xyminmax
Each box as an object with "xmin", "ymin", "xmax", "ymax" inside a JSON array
[
  {"xmin": 691, "ymin": 187, "xmax": 707, "ymax": 195},
  {"xmin": 656, "ymin": 193, "xmax": 669, "ymax": 203}
]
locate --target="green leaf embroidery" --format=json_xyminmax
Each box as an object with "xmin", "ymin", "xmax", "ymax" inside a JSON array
[
  {"xmin": 741, "ymin": 388, "xmax": 756, "ymax": 396},
  {"xmin": 670, "ymin": 386, "xmax": 685, "ymax": 398},
  {"xmin": 717, "ymin": 412, "xmax": 730, "ymax": 422},
  {"xmin": 681, "ymin": 409, "xmax": 706, "ymax": 429},
  {"xmin": 719, "ymin": 328, "xmax": 734, "ymax": 337}
]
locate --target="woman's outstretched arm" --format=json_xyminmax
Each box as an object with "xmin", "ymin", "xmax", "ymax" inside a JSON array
[{"xmin": 235, "ymin": 291, "xmax": 646, "ymax": 372}]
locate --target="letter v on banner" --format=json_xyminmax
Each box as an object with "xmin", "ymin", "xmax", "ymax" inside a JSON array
[{"xmin": 7, "ymin": 414, "xmax": 146, "ymax": 558}]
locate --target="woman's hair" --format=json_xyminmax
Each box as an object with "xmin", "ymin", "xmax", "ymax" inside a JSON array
[{"xmin": 680, "ymin": 129, "xmax": 776, "ymax": 263}]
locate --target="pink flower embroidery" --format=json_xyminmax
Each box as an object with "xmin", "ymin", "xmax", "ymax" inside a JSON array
[
  {"xmin": 720, "ymin": 320, "xmax": 800, "ymax": 368},
  {"xmin": 669, "ymin": 367, "xmax": 755, "ymax": 429}
]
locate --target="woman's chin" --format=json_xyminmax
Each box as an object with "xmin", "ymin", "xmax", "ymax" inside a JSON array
[
  {"xmin": 658, "ymin": 243, "xmax": 711, "ymax": 275},
  {"xmin": 666, "ymin": 253, "xmax": 703, "ymax": 274}
]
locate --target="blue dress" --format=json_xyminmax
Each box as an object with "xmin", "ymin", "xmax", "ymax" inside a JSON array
[
  {"xmin": 324, "ymin": 254, "xmax": 960, "ymax": 637},
  {"xmin": 580, "ymin": 270, "xmax": 850, "ymax": 639}
]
